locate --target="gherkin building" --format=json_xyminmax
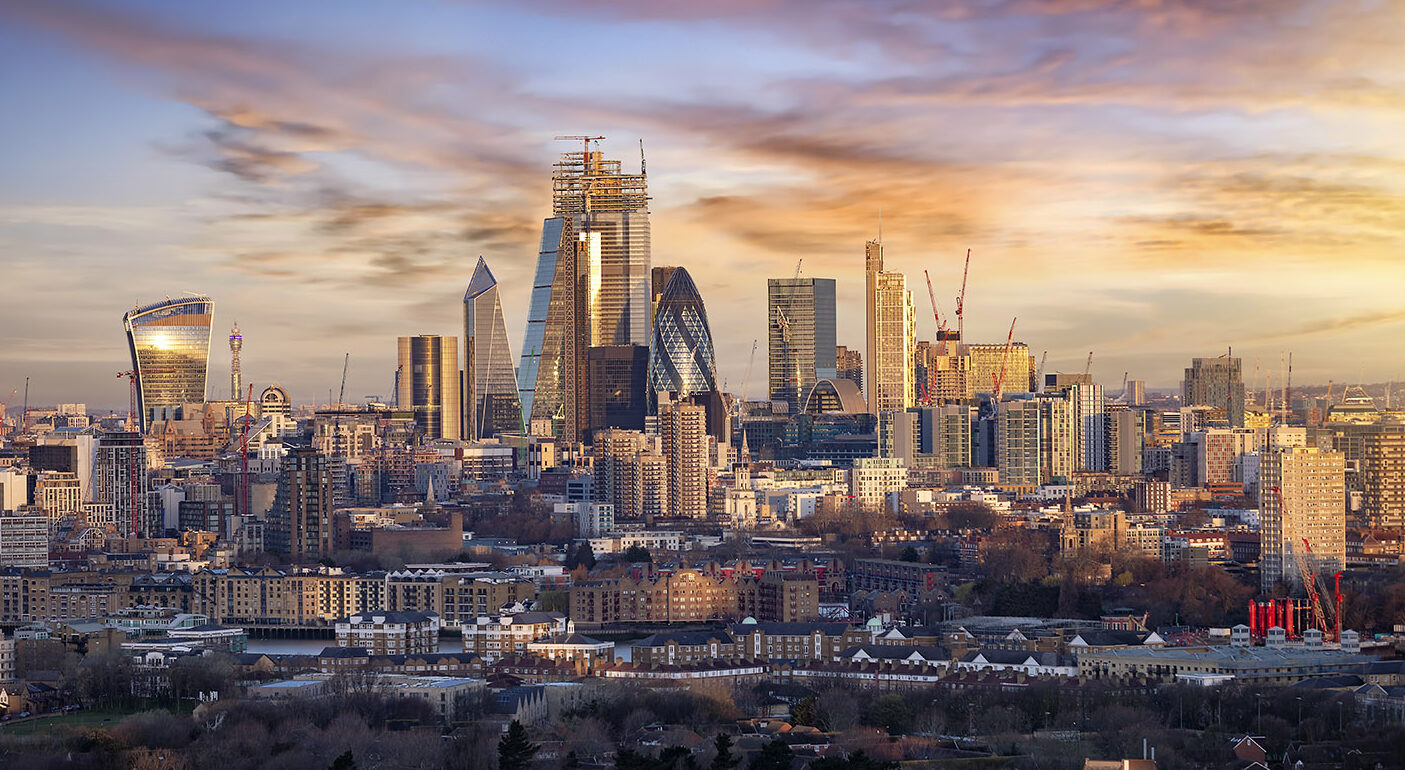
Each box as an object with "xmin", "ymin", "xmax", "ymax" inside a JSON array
[{"xmin": 648, "ymin": 267, "xmax": 717, "ymax": 400}]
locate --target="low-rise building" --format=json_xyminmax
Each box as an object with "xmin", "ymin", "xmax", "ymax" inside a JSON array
[
  {"xmin": 1078, "ymin": 646, "xmax": 1373, "ymax": 685},
  {"xmin": 460, "ymin": 611, "xmax": 567, "ymax": 661},
  {"xmin": 334, "ymin": 610, "xmax": 439, "ymax": 655}
]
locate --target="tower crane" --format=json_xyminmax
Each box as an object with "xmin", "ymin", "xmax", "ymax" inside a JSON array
[
  {"xmin": 924, "ymin": 270, "xmax": 951, "ymax": 356},
  {"xmin": 554, "ymin": 135, "xmax": 606, "ymax": 157},
  {"xmin": 1084, "ymin": 351, "xmax": 1093, "ymax": 376},
  {"xmin": 991, "ymin": 317, "xmax": 1018, "ymax": 403},
  {"xmin": 1301, "ymin": 538, "xmax": 1345, "ymax": 642},
  {"xmin": 1118, "ymin": 371, "xmax": 1129, "ymax": 402},
  {"xmin": 954, "ymin": 249, "xmax": 971, "ymax": 344}
]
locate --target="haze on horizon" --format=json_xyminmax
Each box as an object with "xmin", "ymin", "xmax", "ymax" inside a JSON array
[{"xmin": 3, "ymin": 0, "xmax": 1404, "ymax": 410}]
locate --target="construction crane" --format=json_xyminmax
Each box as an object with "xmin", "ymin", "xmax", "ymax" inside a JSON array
[
  {"xmin": 1323, "ymin": 380, "xmax": 1334, "ymax": 426},
  {"xmin": 924, "ymin": 270, "xmax": 951, "ymax": 356},
  {"xmin": 1084, "ymin": 351, "xmax": 1093, "ymax": 376},
  {"xmin": 1286, "ymin": 352, "xmax": 1294, "ymax": 422},
  {"xmin": 1118, "ymin": 371, "xmax": 1130, "ymax": 402},
  {"xmin": 116, "ymin": 370, "xmax": 141, "ymax": 536},
  {"xmin": 21, "ymin": 377, "xmax": 29, "ymax": 434},
  {"xmin": 991, "ymin": 317, "xmax": 1018, "ymax": 402},
  {"xmin": 1301, "ymin": 538, "xmax": 1345, "ymax": 642},
  {"xmin": 793, "ymin": 259, "xmax": 803, "ymax": 280},
  {"xmin": 331, "ymin": 353, "xmax": 350, "ymax": 457},
  {"xmin": 239, "ymin": 384, "xmax": 254, "ymax": 519},
  {"xmin": 554, "ymin": 135, "xmax": 605, "ymax": 157},
  {"xmin": 954, "ymin": 249, "xmax": 971, "ymax": 344},
  {"xmin": 1270, "ymin": 485, "xmax": 1331, "ymax": 639}
]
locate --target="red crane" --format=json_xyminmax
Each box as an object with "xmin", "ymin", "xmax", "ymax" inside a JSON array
[
  {"xmin": 116, "ymin": 370, "xmax": 141, "ymax": 536},
  {"xmin": 1301, "ymin": 537, "xmax": 1345, "ymax": 642},
  {"xmin": 991, "ymin": 317, "xmax": 1018, "ymax": 402},
  {"xmin": 954, "ymin": 249, "xmax": 971, "ymax": 344},
  {"xmin": 924, "ymin": 270, "xmax": 950, "ymax": 356},
  {"xmin": 554, "ymin": 135, "xmax": 606, "ymax": 158}
]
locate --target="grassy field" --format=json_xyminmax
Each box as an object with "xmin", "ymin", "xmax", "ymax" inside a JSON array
[{"xmin": 1, "ymin": 708, "xmax": 136, "ymax": 736}]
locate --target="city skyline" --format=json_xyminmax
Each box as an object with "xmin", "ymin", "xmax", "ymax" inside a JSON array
[{"xmin": 4, "ymin": 1, "xmax": 1405, "ymax": 408}]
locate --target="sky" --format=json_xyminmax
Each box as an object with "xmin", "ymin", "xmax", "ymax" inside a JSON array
[{"xmin": 2, "ymin": 0, "xmax": 1405, "ymax": 411}]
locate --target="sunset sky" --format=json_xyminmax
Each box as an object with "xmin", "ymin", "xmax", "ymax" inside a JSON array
[{"xmin": 3, "ymin": 0, "xmax": 1405, "ymax": 410}]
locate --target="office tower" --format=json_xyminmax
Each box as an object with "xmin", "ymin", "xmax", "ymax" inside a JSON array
[
  {"xmin": 1259, "ymin": 446, "xmax": 1345, "ymax": 592},
  {"xmin": 553, "ymin": 144, "xmax": 650, "ymax": 347},
  {"xmin": 588, "ymin": 345, "xmax": 649, "ymax": 433},
  {"xmin": 266, "ymin": 447, "xmax": 334, "ymax": 561},
  {"xmin": 650, "ymin": 266, "xmax": 678, "ymax": 332},
  {"xmin": 648, "ymin": 267, "xmax": 718, "ymax": 400},
  {"xmin": 835, "ymin": 346, "xmax": 864, "ymax": 393},
  {"xmin": 94, "ymin": 432, "xmax": 153, "ymax": 537},
  {"xmin": 1183, "ymin": 356, "xmax": 1246, "ymax": 427},
  {"xmin": 661, "ymin": 401, "xmax": 708, "ymax": 518},
  {"xmin": 463, "ymin": 257, "xmax": 523, "ymax": 440},
  {"xmin": 768, "ymin": 277, "xmax": 837, "ymax": 413},
  {"xmin": 1105, "ymin": 403, "xmax": 1145, "ymax": 476},
  {"xmin": 968, "ymin": 343, "xmax": 1035, "ymax": 397},
  {"xmin": 396, "ymin": 335, "xmax": 461, "ymax": 441},
  {"xmin": 519, "ymin": 217, "xmax": 589, "ymax": 442},
  {"xmin": 229, "ymin": 323, "xmax": 243, "ymax": 401},
  {"xmin": 122, "ymin": 295, "xmax": 215, "ymax": 431},
  {"xmin": 864, "ymin": 240, "xmax": 916, "ymax": 413},
  {"xmin": 1125, "ymin": 379, "xmax": 1146, "ymax": 406},
  {"xmin": 1362, "ymin": 423, "xmax": 1405, "ymax": 528}
]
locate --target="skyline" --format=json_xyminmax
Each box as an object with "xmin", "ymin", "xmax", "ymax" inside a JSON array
[{"xmin": 4, "ymin": 0, "xmax": 1405, "ymax": 409}]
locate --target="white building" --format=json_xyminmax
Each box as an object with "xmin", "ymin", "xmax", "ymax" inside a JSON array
[
  {"xmin": 851, "ymin": 456, "xmax": 908, "ymax": 510},
  {"xmin": 0, "ymin": 513, "xmax": 49, "ymax": 568}
]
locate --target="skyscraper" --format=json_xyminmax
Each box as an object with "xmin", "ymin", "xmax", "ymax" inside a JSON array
[
  {"xmin": 863, "ymin": 241, "xmax": 916, "ymax": 414},
  {"xmin": 396, "ymin": 335, "xmax": 461, "ymax": 441},
  {"xmin": 1259, "ymin": 446, "xmax": 1346, "ymax": 592},
  {"xmin": 1183, "ymin": 356, "xmax": 1246, "ymax": 427},
  {"xmin": 519, "ymin": 217, "xmax": 589, "ymax": 442},
  {"xmin": 648, "ymin": 267, "xmax": 718, "ymax": 400},
  {"xmin": 228, "ymin": 323, "xmax": 243, "ymax": 401},
  {"xmin": 122, "ymin": 295, "xmax": 215, "ymax": 431},
  {"xmin": 661, "ymin": 400, "xmax": 708, "ymax": 519},
  {"xmin": 553, "ymin": 144, "xmax": 650, "ymax": 347},
  {"xmin": 768, "ymin": 277, "xmax": 837, "ymax": 414},
  {"xmin": 835, "ymin": 346, "xmax": 864, "ymax": 393},
  {"xmin": 463, "ymin": 257, "xmax": 522, "ymax": 440},
  {"xmin": 266, "ymin": 446, "xmax": 334, "ymax": 561},
  {"xmin": 588, "ymin": 345, "xmax": 649, "ymax": 433},
  {"xmin": 94, "ymin": 432, "xmax": 153, "ymax": 537},
  {"xmin": 1362, "ymin": 423, "xmax": 1405, "ymax": 529}
]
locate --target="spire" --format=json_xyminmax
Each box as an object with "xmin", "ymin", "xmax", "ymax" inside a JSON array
[{"xmin": 426, "ymin": 473, "xmax": 438, "ymax": 503}]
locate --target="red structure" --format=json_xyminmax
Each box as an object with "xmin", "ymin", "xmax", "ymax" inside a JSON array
[{"xmin": 1247, "ymin": 598, "xmax": 1317, "ymax": 639}]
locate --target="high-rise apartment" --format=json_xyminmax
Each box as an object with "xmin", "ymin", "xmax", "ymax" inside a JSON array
[
  {"xmin": 863, "ymin": 241, "xmax": 916, "ymax": 413},
  {"xmin": 648, "ymin": 267, "xmax": 718, "ymax": 401},
  {"xmin": 1105, "ymin": 403, "xmax": 1145, "ymax": 476},
  {"xmin": 1183, "ymin": 356, "xmax": 1246, "ymax": 428},
  {"xmin": 122, "ymin": 296, "xmax": 215, "ymax": 431},
  {"xmin": 553, "ymin": 145, "xmax": 651, "ymax": 347},
  {"xmin": 463, "ymin": 257, "xmax": 522, "ymax": 440},
  {"xmin": 266, "ymin": 447, "xmax": 334, "ymax": 561},
  {"xmin": 1259, "ymin": 446, "xmax": 1346, "ymax": 591},
  {"xmin": 396, "ymin": 335, "xmax": 461, "ymax": 441},
  {"xmin": 1362, "ymin": 423, "xmax": 1405, "ymax": 528},
  {"xmin": 94, "ymin": 432, "xmax": 153, "ymax": 537},
  {"xmin": 661, "ymin": 400, "xmax": 708, "ymax": 519},
  {"xmin": 835, "ymin": 346, "xmax": 864, "ymax": 393},
  {"xmin": 768, "ymin": 277, "xmax": 837, "ymax": 414},
  {"xmin": 519, "ymin": 217, "xmax": 589, "ymax": 441},
  {"xmin": 1125, "ymin": 379, "xmax": 1146, "ymax": 406}
]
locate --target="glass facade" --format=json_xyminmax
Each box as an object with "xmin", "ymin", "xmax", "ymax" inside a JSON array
[
  {"xmin": 122, "ymin": 296, "xmax": 214, "ymax": 431},
  {"xmin": 518, "ymin": 216, "xmax": 589, "ymax": 441},
  {"xmin": 588, "ymin": 344, "xmax": 648, "ymax": 434},
  {"xmin": 463, "ymin": 257, "xmax": 523, "ymax": 439},
  {"xmin": 396, "ymin": 335, "xmax": 460, "ymax": 441},
  {"xmin": 648, "ymin": 267, "xmax": 718, "ymax": 401},
  {"xmin": 767, "ymin": 277, "xmax": 836, "ymax": 413}
]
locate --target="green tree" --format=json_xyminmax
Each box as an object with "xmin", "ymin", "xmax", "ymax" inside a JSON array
[
  {"xmin": 866, "ymin": 693, "xmax": 910, "ymax": 735},
  {"xmin": 497, "ymin": 720, "xmax": 539, "ymax": 770},
  {"xmin": 790, "ymin": 694, "xmax": 824, "ymax": 728},
  {"xmin": 577, "ymin": 540, "xmax": 597, "ymax": 569},
  {"xmin": 899, "ymin": 546, "xmax": 919, "ymax": 563},
  {"xmin": 746, "ymin": 738, "xmax": 793, "ymax": 770},
  {"xmin": 623, "ymin": 545, "xmax": 652, "ymax": 563},
  {"xmin": 709, "ymin": 734, "xmax": 739, "ymax": 770}
]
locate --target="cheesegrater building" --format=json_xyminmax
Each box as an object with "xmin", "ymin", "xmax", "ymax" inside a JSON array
[{"xmin": 122, "ymin": 296, "xmax": 215, "ymax": 431}]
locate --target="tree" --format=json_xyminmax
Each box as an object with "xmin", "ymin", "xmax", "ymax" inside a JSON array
[
  {"xmin": 866, "ymin": 694, "xmax": 910, "ymax": 735},
  {"xmin": 623, "ymin": 545, "xmax": 652, "ymax": 563},
  {"xmin": 746, "ymin": 738, "xmax": 793, "ymax": 770},
  {"xmin": 497, "ymin": 720, "xmax": 539, "ymax": 770},
  {"xmin": 709, "ymin": 734, "xmax": 739, "ymax": 770},
  {"xmin": 328, "ymin": 750, "xmax": 358, "ymax": 770},
  {"xmin": 791, "ymin": 694, "xmax": 825, "ymax": 729},
  {"xmin": 577, "ymin": 541, "xmax": 597, "ymax": 570},
  {"xmin": 899, "ymin": 546, "xmax": 919, "ymax": 563}
]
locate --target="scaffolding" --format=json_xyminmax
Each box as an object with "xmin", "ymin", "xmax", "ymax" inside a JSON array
[{"xmin": 552, "ymin": 151, "xmax": 649, "ymax": 216}]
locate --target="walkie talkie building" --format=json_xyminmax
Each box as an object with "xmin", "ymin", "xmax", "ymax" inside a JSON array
[{"xmin": 122, "ymin": 295, "xmax": 214, "ymax": 431}]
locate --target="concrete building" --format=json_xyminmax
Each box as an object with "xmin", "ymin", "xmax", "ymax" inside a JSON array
[
  {"xmin": 0, "ymin": 513, "xmax": 48, "ymax": 568},
  {"xmin": 1183, "ymin": 356, "xmax": 1246, "ymax": 427},
  {"xmin": 851, "ymin": 457, "xmax": 907, "ymax": 510},
  {"xmin": 863, "ymin": 240, "xmax": 916, "ymax": 413},
  {"xmin": 94, "ymin": 432, "xmax": 154, "ymax": 537},
  {"xmin": 335, "ymin": 610, "xmax": 440, "ymax": 655},
  {"xmin": 1362, "ymin": 423, "xmax": 1405, "ymax": 529},
  {"xmin": 661, "ymin": 400, "xmax": 709, "ymax": 518},
  {"xmin": 266, "ymin": 447, "xmax": 335, "ymax": 561},
  {"xmin": 461, "ymin": 611, "xmax": 567, "ymax": 661},
  {"xmin": 835, "ymin": 345, "xmax": 863, "ymax": 394},
  {"xmin": 1259, "ymin": 446, "xmax": 1346, "ymax": 591}
]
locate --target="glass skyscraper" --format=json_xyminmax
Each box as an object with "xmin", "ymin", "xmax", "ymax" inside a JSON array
[
  {"xmin": 552, "ymin": 147, "xmax": 650, "ymax": 348},
  {"xmin": 768, "ymin": 277, "xmax": 837, "ymax": 414},
  {"xmin": 864, "ymin": 240, "xmax": 916, "ymax": 413},
  {"xmin": 463, "ymin": 257, "xmax": 523, "ymax": 439},
  {"xmin": 122, "ymin": 295, "xmax": 214, "ymax": 431},
  {"xmin": 648, "ymin": 267, "xmax": 717, "ymax": 400},
  {"xmin": 396, "ymin": 335, "xmax": 461, "ymax": 441},
  {"xmin": 518, "ymin": 217, "xmax": 589, "ymax": 441}
]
